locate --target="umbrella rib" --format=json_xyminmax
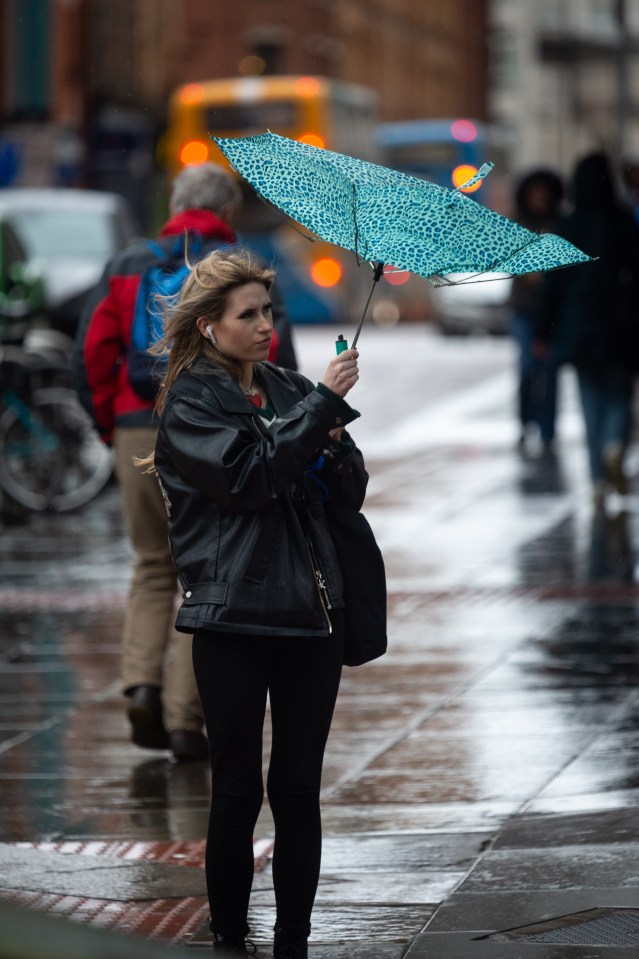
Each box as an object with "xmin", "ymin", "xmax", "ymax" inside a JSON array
[
  {"xmin": 260, "ymin": 194, "xmax": 318, "ymax": 243},
  {"xmin": 468, "ymin": 234, "xmax": 540, "ymax": 279},
  {"xmin": 435, "ymin": 234, "xmax": 542, "ymax": 285},
  {"xmin": 352, "ymin": 183, "xmax": 362, "ymax": 265},
  {"xmin": 233, "ymin": 172, "xmax": 319, "ymax": 243}
]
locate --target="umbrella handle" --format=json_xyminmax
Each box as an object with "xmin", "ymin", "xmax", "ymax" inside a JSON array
[{"xmin": 351, "ymin": 262, "xmax": 384, "ymax": 349}]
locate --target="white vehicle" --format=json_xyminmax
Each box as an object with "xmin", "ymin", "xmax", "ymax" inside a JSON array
[
  {"xmin": 429, "ymin": 272, "xmax": 514, "ymax": 336},
  {"xmin": 0, "ymin": 188, "xmax": 139, "ymax": 333}
]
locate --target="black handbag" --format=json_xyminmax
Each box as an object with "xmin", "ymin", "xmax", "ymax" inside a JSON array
[{"xmin": 325, "ymin": 504, "xmax": 387, "ymax": 667}]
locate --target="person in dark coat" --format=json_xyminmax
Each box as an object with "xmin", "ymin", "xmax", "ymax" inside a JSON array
[
  {"xmin": 150, "ymin": 247, "xmax": 365, "ymax": 957},
  {"xmin": 536, "ymin": 151, "xmax": 639, "ymax": 505},
  {"xmin": 510, "ymin": 168, "xmax": 564, "ymax": 452}
]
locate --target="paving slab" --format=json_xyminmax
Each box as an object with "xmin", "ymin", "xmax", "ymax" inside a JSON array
[
  {"xmin": 319, "ymin": 801, "xmax": 521, "ymax": 833},
  {"xmin": 526, "ymin": 786, "xmax": 639, "ymax": 815},
  {"xmin": 410, "ymin": 891, "xmax": 639, "ymax": 958},
  {"xmin": 460, "ymin": 843, "xmax": 639, "ymax": 893},
  {"xmin": 319, "ymin": 832, "xmax": 493, "ymax": 872},
  {"xmin": 0, "ymin": 844, "xmax": 207, "ymax": 900},
  {"xmin": 406, "ymin": 932, "xmax": 638, "ymax": 959},
  {"xmin": 425, "ymin": 888, "xmax": 639, "ymax": 935},
  {"xmin": 492, "ymin": 807, "xmax": 639, "ymax": 848}
]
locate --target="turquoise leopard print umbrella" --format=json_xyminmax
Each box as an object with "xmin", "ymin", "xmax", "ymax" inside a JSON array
[{"xmin": 213, "ymin": 131, "xmax": 592, "ymax": 344}]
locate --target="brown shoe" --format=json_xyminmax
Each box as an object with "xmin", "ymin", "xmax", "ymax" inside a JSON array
[
  {"xmin": 169, "ymin": 729, "xmax": 209, "ymax": 761},
  {"xmin": 126, "ymin": 685, "xmax": 169, "ymax": 750}
]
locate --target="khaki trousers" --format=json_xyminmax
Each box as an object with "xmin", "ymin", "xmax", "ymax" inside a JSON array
[{"xmin": 114, "ymin": 426, "xmax": 203, "ymax": 732}]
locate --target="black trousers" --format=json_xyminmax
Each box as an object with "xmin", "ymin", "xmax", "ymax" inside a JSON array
[{"xmin": 192, "ymin": 615, "xmax": 343, "ymax": 938}]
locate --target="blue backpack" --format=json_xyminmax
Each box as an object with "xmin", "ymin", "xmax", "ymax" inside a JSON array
[{"xmin": 128, "ymin": 234, "xmax": 205, "ymax": 402}]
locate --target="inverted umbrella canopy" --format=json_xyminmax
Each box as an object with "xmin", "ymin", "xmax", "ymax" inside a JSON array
[
  {"xmin": 213, "ymin": 131, "xmax": 590, "ymax": 282},
  {"xmin": 213, "ymin": 132, "xmax": 591, "ymax": 346}
]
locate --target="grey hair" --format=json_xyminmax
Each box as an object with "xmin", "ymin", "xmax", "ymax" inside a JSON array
[{"xmin": 170, "ymin": 163, "xmax": 242, "ymax": 216}]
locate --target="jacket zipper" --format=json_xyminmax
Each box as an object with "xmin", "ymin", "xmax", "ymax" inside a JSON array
[{"xmin": 305, "ymin": 535, "xmax": 333, "ymax": 635}]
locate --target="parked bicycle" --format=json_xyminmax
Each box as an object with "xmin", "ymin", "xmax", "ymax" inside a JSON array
[{"xmin": 0, "ymin": 328, "xmax": 113, "ymax": 514}]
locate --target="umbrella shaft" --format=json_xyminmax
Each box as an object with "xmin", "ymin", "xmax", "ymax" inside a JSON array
[{"xmin": 352, "ymin": 262, "xmax": 384, "ymax": 348}]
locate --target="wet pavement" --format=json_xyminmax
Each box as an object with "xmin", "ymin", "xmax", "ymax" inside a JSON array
[{"xmin": 1, "ymin": 326, "xmax": 639, "ymax": 957}]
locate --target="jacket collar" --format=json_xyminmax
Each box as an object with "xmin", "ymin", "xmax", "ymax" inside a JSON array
[
  {"xmin": 160, "ymin": 209, "xmax": 236, "ymax": 244},
  {"xmin": 187, "ymin": 360, "xmax": 303, "ymax": 416}
]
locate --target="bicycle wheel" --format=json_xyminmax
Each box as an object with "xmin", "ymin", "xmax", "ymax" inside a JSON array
[{"xmin": 0, "ymin": 387, "xmax": 113, "ymax": 511}]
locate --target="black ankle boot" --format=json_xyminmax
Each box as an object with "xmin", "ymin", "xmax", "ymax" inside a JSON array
[
  {"xmin": 273, "ymin": 927, "xmax": 308, "ymax": 959},
  {"xmin": 212, "ymin": 932, "xmax": 252, "ymax": 954}
]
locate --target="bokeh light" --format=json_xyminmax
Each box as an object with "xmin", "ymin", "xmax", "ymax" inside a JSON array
[
  {"xmin": 452, "ymin": 164, "xmax": 481, "ymax": 192},
  {"xmin": 311, "ymin": 258, "xmax": 342, "ymax": 287},
  {"xmin": 450, "ymin": 119, "xmax": 478, "ymax": 143},
  {"xmin": 297, "ymin": 133, "xmax": 326, "ymax": 148},
  {"xmin": 179, "ymin": 84, "xmax": 205, "ymax": 105},
  {"xmin": 294, "ymin": 76, "xmax": 321, "ymax": 98},
  {"xmin": 180, "ymin": 140, "xmax": 209, "ymax": 166}
]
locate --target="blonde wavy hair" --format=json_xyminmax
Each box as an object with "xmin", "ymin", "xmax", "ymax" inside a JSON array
[
  {"xmin": 152, "ymin": 247, "xmax": 274, "ymax": 413},
  {"xmin": 136, "ymin": 247, "xmax": 274, "ymax": 471}
]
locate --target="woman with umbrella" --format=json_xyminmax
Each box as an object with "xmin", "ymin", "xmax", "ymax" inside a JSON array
[{"xmin": 147, "ymin": 248, "xmax": 368, "ymax": 957}]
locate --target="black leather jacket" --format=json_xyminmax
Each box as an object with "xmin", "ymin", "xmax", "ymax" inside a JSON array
[{"xmin": 154, "ymin": 359, "xmax": 367, "ymax": 637}]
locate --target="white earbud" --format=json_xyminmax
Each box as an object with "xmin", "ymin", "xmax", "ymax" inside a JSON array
[{"xmin": 205, "ymin": 325, "xmax": 216, "ymax": 346}]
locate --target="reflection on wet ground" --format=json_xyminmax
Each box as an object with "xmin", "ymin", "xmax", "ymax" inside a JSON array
[{"xmin": 1, "ymin": 330, "xmax": 639, "ymax": 955}]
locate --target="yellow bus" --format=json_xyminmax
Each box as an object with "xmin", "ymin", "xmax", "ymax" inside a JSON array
[
  {"xmin": 164, "ymin": 75, "xmax": 389, "ymax": 326},
  {"xmin": 166, "ymin": 75, "xmax": 379, "ymax": 177}
]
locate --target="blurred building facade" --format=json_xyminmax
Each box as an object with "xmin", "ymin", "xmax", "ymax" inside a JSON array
[
  {"xmin": 3, "ymin": 0, "xmax": 639, "ymax": 214},
  {"xmin": 489, "ymin": 0, "xmax": 639, "ymax": 177},
  {"xmin": 0, "ymin": 0, "xmax": 488, "ymax": 224}
]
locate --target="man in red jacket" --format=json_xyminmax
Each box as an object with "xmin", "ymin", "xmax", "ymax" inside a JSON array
[{"xmin": 74, "ymin": 162, "xmax": 296, "ymax": 760}]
